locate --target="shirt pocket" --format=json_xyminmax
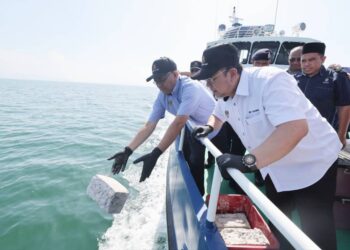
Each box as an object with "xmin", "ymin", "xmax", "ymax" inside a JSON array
[
  {"xmin": 245, "ymin": 115, "xmax": 269, "ymax": 146},
  {"xmin": 245, "ymin": 115, "xmax": 263, "ymax": 125}
]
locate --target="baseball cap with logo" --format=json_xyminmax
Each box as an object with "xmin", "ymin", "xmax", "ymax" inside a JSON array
[
  {"xmin": 192, "ymin": 44, "xmax": 240, "ymax": 80},
  {"xmin": 146, "ymin": 57, "xmax": 177, "ymax": 82}
]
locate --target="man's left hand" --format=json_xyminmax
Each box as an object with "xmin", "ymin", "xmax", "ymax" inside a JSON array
[
  {"xmin": 216, "ymin": 153, "xmax": 256, "ymax": 180},
  {"xmin": 133, "ymin": 147, "xmax": 163, "ymax": 182}
]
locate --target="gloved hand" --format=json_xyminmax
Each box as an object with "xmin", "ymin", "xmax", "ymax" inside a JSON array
[
  {"xmin": 133, "ymin": 147, "xmax": 163, "ymax": 182},
  {"xmin": 216, "ymin": 153, "xmax": 255, "ymax": 180},
  {"xmin": 192, "ymin": 125, "xmax": 213, "ymax": 138},
  {"xmin": 108, "ymin": 146, "xmax": 133, "ymax": 175}
]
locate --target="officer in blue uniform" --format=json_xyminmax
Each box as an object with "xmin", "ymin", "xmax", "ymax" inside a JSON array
[
  {"xmin": 295, "ymin": 42, "xmax": 350, "ymax": 147},
  {"xmin": 251, "ymin": 48, "xmax": 272, "ymax": 67}
]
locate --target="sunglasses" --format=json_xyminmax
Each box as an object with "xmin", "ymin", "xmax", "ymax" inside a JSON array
[{"xmin": 289, "ymin": 57, "xmax": 301, "ymax": 62}]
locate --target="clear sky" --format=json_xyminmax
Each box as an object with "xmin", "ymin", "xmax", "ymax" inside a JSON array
[{"xmin": 0, "ymin": 0, "xmax": 348, "ymax": 85}]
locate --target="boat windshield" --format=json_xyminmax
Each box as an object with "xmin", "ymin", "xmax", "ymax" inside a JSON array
[
  {"xmin": 275, "ymin": 41, "xmax": 306, "ymax": 65},
  {"xmin": 232, "ymin": 42, "xmax": 251, "ymax": 64}
]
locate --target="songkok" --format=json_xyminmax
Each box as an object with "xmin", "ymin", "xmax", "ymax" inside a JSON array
[{"xmin": 302, "ymin": 42, "xmax": 326, "ymax": 55}]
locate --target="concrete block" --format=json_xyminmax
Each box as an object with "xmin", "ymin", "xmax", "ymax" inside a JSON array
[
  {"xmin": 87, "ymin": 174, "xmax": 129, "ymax": 214},
  {"xmin": 215, "ymin": 213, "xmax": 251, "ymax": 229},
  {"xmin": 219, "ymin": 227, "xmax": 270, "ymax": 245}
]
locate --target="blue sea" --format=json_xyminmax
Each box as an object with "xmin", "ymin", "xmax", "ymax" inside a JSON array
[{"xmin": 0, "ymin": 79, "xmax": 171, "ymax": 250}]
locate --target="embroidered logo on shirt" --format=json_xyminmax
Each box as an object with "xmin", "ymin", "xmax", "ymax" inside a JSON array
[
  {"xmin": 248, "ymin": 109, "xmax": 259, "ymax": 114},
  {"xmin": 246, "ymin": 109, "xmax": 260, "ymax": 119},
  {"xmin": 322, "ymin": 78, "xmax": 330, "ymax": 84}
]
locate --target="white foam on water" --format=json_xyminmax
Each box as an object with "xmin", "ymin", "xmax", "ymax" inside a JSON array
[{"xmin": 99, "ymin": 118, "xmax": 171, "ymax": 250}]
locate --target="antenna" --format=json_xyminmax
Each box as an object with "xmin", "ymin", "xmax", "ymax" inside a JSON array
[
  {"xmin": 229, "ymin": 6, "xmax": 243, "ymax": 26},
  {"xmin": 273, "ymin": 0, "xmax": 279, "ymax": 27}
]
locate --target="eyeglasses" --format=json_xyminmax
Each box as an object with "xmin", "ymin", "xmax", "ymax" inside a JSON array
[
  {"xmin": 153, "ymin": 72, "xmax": 171, "ymax": 85},
  {"xmin": 289, "ymin": 57, "xmax": 301, "ymax": 62}
]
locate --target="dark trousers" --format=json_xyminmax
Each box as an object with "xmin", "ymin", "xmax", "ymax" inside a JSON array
[
  {"xmin": 182, "ymin": 127, "xmax": 206, "ymax": 196},
  {"xmin": 265, "ymin": 163, "xmax": 337, "ymax": 250}
]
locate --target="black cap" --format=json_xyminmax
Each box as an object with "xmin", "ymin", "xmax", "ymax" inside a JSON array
[
  {"xmin": 192, "ymin": 44, "xmax": 240, "ymax": 80},
  {"xmin": 190, "ymin": 61, "xmax": 202, "ymax": 72},
  {"xmin": 302, "ymin": 42, "xmax": 326, "ymax": 55},
  {"xmin": 146, "ymin": 57, "xmax": 177, "ymax": 82},
  {"xmin": 252, "ymin": 48, "xmax": 272, "ymax": 61}
]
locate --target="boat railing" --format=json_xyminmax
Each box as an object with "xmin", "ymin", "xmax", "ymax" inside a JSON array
[
  {"xmin": 184, "ymin": 120, "xmax": 321, "ymax": 250},
  {"xmin": 222, "ymin": 25, "xmax": 275, "ymax": 39}
]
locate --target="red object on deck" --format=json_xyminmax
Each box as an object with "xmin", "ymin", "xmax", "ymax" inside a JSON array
[{"xmin": 206, "ymin": 194, "xmax": 279, "ymax": 250}]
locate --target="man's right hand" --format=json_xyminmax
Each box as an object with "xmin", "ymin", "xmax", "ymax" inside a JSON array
[
  {"xmin": 108, "ymin": 147, "xmax": 133, "ymax": 175},
  {"xmin": 192, "ymin": 125, "xmax": 213, "ymax": 138}
]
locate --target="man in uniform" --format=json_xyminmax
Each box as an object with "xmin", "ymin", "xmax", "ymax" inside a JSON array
[
  {"xmin": 287, "ymin": 46, "xmax": 302, "ymax": 75},
  {"xmin": 251, "ymin": 48, "xmax": 272, "ymax": 67},
  {"xmin": 192, "ymin": 44, "xmax": 341, "ymax": 249},
  {"xmin": 296, "ymin": 42, "xmax": 350, "ymax": 147},
  {"xmin": 108, "ymin": 57, "xmax": 216, "ymax": 196}
]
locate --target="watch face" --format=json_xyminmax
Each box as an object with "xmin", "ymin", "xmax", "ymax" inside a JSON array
[{"xmin": 243, "ymin": 154, "xmax": 256, "ymax": 166}]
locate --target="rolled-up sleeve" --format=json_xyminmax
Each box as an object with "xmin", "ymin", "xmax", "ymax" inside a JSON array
[
  {"xmin": 148, "ymin": 94, "xmax": 165, "ymax": 123},
  {"xmin": 177, "ymin": 84, "xmax": 201, "ymax": 116}
]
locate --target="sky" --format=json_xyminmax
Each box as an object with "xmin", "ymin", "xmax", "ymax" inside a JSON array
[{"xmin": 0, "ymin": 0, "xmax": 348, "ymax": 85}]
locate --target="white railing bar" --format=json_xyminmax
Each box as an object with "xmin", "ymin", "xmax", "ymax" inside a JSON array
[{"xmin": 186, "ymin": 120, "xmax": 320, "ymax": 250}]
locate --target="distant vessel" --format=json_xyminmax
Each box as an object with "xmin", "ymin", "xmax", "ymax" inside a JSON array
[{"xmin": 207, "ymin": 7, "xmax": 318, "ymax": 69}]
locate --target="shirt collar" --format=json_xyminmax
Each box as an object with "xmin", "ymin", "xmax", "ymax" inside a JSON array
[
  {"xmin": 235, "ymin": 69, "xmax": 249, "ymax": 97},
  {"xmin": 169, "ymin": 76, "xmax": 182, "ymax": 96}
]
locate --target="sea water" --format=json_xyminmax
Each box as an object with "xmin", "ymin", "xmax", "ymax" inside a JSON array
[{"xmin": 0, "ymin": 79, "xmax": 170, "ymax": 250}]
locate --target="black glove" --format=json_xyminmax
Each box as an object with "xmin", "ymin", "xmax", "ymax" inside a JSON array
[
  {"xmin": 192, "ymin": 125, "xmax": 213, "ymax": 138},
  {"xmin": 133, "ymin": 147, "xmax": 163, "ymax": 182},
  {"xmin": 216, "ymin": 153, "xmax": 255, "ymax": 180},
  {"xmin": 108, "ymin": 146, "xmax": 133, "ymax": 175}
]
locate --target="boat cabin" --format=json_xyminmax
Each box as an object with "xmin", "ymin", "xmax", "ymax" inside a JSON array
[{"xmin": 207, "ymin": 24, "xmax": 319, "ymax": 69}]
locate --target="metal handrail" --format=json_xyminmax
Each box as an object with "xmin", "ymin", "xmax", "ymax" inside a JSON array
[{"xmin": 185, "ymin": 121, "xmax": 320, "ymax": 250}]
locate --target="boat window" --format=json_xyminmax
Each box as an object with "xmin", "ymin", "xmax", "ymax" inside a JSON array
[
  {"xmin": 232, "ymin": 42, "xmax": 251, "ymax": 64},
  {"xmin": 249, "ymin": 41, "xmax": 280, "ymax": 64},
  {"xmin": 275, "ymin": 42, "xmax": 305, "ymax": 65}
]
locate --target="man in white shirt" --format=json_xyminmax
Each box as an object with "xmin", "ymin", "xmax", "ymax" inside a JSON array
[{"xmin": 192, "ymin": 44, "xmax": 341, "ymax": 250}]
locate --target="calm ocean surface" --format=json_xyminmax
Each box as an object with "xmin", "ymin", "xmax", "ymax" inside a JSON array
[{"xmin": 0, "ymin": 79, "xmax": 170, "ymax": 250}]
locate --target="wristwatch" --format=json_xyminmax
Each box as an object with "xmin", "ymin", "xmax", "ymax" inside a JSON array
[{"xmin": 242, "ymin": 154, "xmax": 258, "ymax": 171}]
